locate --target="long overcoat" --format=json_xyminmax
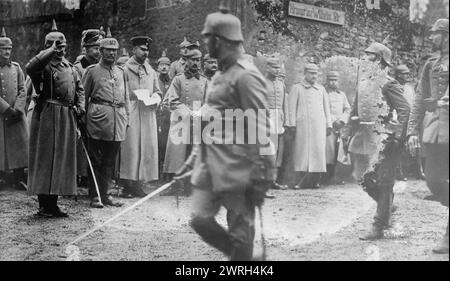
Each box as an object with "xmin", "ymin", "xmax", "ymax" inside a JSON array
[
  {"xmin": 286, "ymin": 81, "xmax": 332, "ymax": 173},
  {"xmin": 0, "ymin": 61, "xmax": 28, "ymax": 171},
  {"xmin": 162, "ymin": 71, "xmax": 207, "ymax": 174},
  {"xmin": 119, "ymin": 58, "xmax": 161, "ymax": 182},
  {"xmin": 26, "ymin": 54, "xmax": 85, "ymax": 196}
]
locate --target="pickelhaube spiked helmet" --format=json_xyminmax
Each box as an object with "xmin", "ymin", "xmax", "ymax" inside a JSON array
[
  {"xmin": 0, "ymin": 27, "xmax": 13, "ymax": 48},
  {"xmin": 45, "ymin": 19, "xmax": 67, "ymax": 48},
  {"xmin": 99, "ymin": 27, "xmax": 119, "ymax": 50},
  {"xmin": 158, "ymin": 50, "xmax": 171, "ymax": 65}
]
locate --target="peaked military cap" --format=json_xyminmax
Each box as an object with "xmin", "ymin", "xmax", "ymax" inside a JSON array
[
  {"xmin": 327, "ymin": 71, "xmax": 340, "ymax": 79},
  {"xmin": 82, "ymin": 29, "xmax": 103, "ymax": 47},
  {"xmin": 304, "ymin": 63, "xmax": 319, "ymax": 73},
  {"xmin": 395, "ymin": 65, "xmax": 410, "ymax": 74},
  {"xmin": 186, "ymin": 48, "xmax": 202, "ymax": 59},
  {"xmin": 131, "ymin": 36, "xmax": 152, "ymax": 48}
]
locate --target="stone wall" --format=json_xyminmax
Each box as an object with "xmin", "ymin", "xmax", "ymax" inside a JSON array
[{"xmin": 1, "ymin": 0, "xmax": 432, "ymax": 86}]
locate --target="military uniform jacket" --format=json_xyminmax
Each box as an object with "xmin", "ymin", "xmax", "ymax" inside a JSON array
[
  {"xmin": 190, "ymin": 55, "xmax": 277, "ymax": 193},
  {"xmin": 169, "ymin": 58, "xmax": 186, "ymax": 80},
  {"xmin": 266, "ymin": 77, "xmax": 288, "ymax": 134},
  {"xmin": 26, "ymin": 53, "xmax": 85, "ymax": 196},
  {"xmin": 162, "ymin": 70, "xmax": 208, "ymax": 173},
  {"xmin": 82, "ymin": 61, "xmax": 130, "ymax": 142},
  {"xmin": 0, "ymin": 61, "xmax": 28, "ymax": 171},
  {"xmin": 408, "ymin": 54, "xmax": 449, "ymax": 144},
  {"xmin": 73, "ymin": 56, "xmax": 97, "ymax": 80}
]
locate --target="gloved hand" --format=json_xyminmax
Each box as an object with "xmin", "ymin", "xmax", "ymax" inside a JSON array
[
  {"xmin": 424, "ymin": 98, "xmax": 438, "ymax": 112},
  {"xmin": 247, "ymin": 181, "xmax": 273, "ymax": 207},
  {"xmin": 326, "ymin": 127, "xmax": 333, "ymax": 136},
  {"xmin": 333, "ymin": 120, "xmax": 345, "ymax": 131},
  {"xmin": 4, "ymin": 107, "xmax": 22, "ymax": 126},
  {"xmin": 174, "ymin": 164, "xmax": 193, "ymax": 186}
]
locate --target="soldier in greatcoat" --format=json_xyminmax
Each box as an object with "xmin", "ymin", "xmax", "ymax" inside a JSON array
[
  {"xmin": 26, "ymin": 20, "xmax": 85, "ymax": 217},
  {"xmin": 407, "ymin": 19, "xmax": 449, "ymax": 254},
  {"xmin": 162, "ymin": 48, "xmax": 208, "ymax": 179},
  {"xmin": 285, "ymin": 63, "xmax": 333, "ymax": 190},
  {"xmin": 0, "ymin": 27, "xmax": 28, "ymax": 190},
  {"xmin": 118, "ymin": 36, "xmax": 162, "ymax": 198}
]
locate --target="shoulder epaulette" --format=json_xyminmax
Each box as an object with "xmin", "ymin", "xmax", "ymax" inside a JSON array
[
  {"xmin": 11, "ymin": 61, "xmax": 20, "ymax": 68},
  {"xmin": 237, "ymin": 58, "xmax": 255, "ymax": 70}
]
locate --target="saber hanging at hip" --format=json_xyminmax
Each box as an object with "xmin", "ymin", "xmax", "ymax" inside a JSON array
[{"xmin": 71, "ymin": 108, "xmax": 103, "ymax": 206}]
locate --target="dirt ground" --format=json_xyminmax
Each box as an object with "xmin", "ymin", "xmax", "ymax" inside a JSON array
[{"xmin": 0, "ymin": 179, "xmax": 448, "ymax": 261}]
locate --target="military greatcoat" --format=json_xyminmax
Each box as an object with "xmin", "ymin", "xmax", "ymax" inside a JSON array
[{"xmin": 0, "ymin": 61, "xmax": 28, "ymax": 171}]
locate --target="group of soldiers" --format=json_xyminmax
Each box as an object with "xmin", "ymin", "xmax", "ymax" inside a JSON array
[{"xmin": 0, "ymin": 1, "xmax": 448, "ymax": 260}]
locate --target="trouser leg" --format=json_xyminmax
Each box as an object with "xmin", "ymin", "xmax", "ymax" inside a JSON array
[
  {"xmin": 87, "ymin": 139, "xmax": 121, "ymax": 201},
  {"xmin": 226, "ymin": 204, "xmax": 255, "ymax": 261},
  {"xmin": 374, "ymin": 185, "xmax": 394, "ymax": 228},
  {"xmin": 351, "ymin": 153, "xmax": 372, "ymax": 182},
  {"xmin": 424, "ymin": 144, "xmax": 449, "ymax": 205},
  {"xmin": 190, "ymin": 189, "xmax": 233, "ymax": 256}
]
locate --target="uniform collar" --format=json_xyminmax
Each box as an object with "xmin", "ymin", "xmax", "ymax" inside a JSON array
[
  {"xmin": 0, "ymin": 59, "xmax": 11, "ymax": 67},
  {"xmin": 184, "ymin": 69, "xmax": 200, "ymax": 79},
  {"xmin": 302, "ymin": 81, "xmax": 319, "ymax": 90},
  {"xmin": 80, "ymin": 56, "xmax": 96, "ymax": 68},
  {"xmin": 100, "ymin": 60, "xmax": 115, "ymax": 70},
  {"xmin": 218, "ymin": 55, "xmax": 239, "ymax": 72},
  {"xmin": 50, "ymin": 58, "xmax": 70, "ymax": 67},
  {"xmin": 127, "ymin": 56, "xmax": 151, "ymax": 75}
]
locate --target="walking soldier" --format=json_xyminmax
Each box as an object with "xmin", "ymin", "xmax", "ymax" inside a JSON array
[
  {"xmin": 358, "ymin": 42, "xmax": 411, "ymax": 240},
  {"xmin": 0, "ymin": 27, "xmax": 28, "ymax": 190},
  {"xmin": 82, "ymin": 28, "xmax": 130, "ymax": 208},
  {"xmin": 176, "ymin": 3, "xmax": 276, "ymax": 260},
  {"xmin": 26, "ymin": 20, "xmax": 85, "ymax": 217},
  {"xmin": 119, "ymin": 36, "xmax": 162, "ymax": 198},
  {"xmin": 407, "ymin": 19, "xmax": 449, "ymax": 254}
]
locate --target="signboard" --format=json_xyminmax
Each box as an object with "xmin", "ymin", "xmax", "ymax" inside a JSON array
[{"xmin": 288, "ymin": 1, "xmax": 346, "ymax": 26}]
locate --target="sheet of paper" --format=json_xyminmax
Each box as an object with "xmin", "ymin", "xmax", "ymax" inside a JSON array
[{"xmin": 134, "ymin": 89, "xmax": 161, "ymax": 106}]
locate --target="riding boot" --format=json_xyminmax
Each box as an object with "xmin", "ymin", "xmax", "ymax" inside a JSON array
[
  {"xmin": 360, "ymin": 223, "xmax": 384, "ymax": 240},
  {"xmin": 433, "ymin": 221, "xmax": 449, "ymax": 254}
]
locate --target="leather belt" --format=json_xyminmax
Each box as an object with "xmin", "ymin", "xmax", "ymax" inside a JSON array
[
  {"xmin": 91, "ymin": 98, "xmax": 125, "ymax": 108},
  {"xmin": 44, "ymin": 99, "xmax": 73, "ymax": 107}
]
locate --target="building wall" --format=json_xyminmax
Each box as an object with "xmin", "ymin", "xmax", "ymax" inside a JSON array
[{"xmin": 1, "ymin": 0, "xmax": 431, "ymax": 86}]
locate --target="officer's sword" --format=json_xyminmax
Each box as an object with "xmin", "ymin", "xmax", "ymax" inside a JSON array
[
  {"xmin": 71, "ymin": 108, "xmax": 103, "ymax": 206},
  {"xmin": 258, "ymin": 206, "xmax": 267, "ymax": 261}
]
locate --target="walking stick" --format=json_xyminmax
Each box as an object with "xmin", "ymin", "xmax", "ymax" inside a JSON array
[
  {"xmin": 258, "ymin": 206, "xmax": 267, "ymax": 261},
  {"xmin": 71, "ymin": 108, "xmax": 103, "ymax": 206}
]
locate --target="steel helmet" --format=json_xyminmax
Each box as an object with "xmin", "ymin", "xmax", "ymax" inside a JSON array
[
  {"xmin": 201, "ymin": 0, "xmax": 244, "ymax": 42},
  {"xmin": 365, "ymin": 42, "xmax": 392, "ymax": 66}
]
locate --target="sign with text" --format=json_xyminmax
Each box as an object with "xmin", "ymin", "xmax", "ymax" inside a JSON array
[{"xmin": 288, "ymin": 1, "xmax": 346, "ymax": 26}]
